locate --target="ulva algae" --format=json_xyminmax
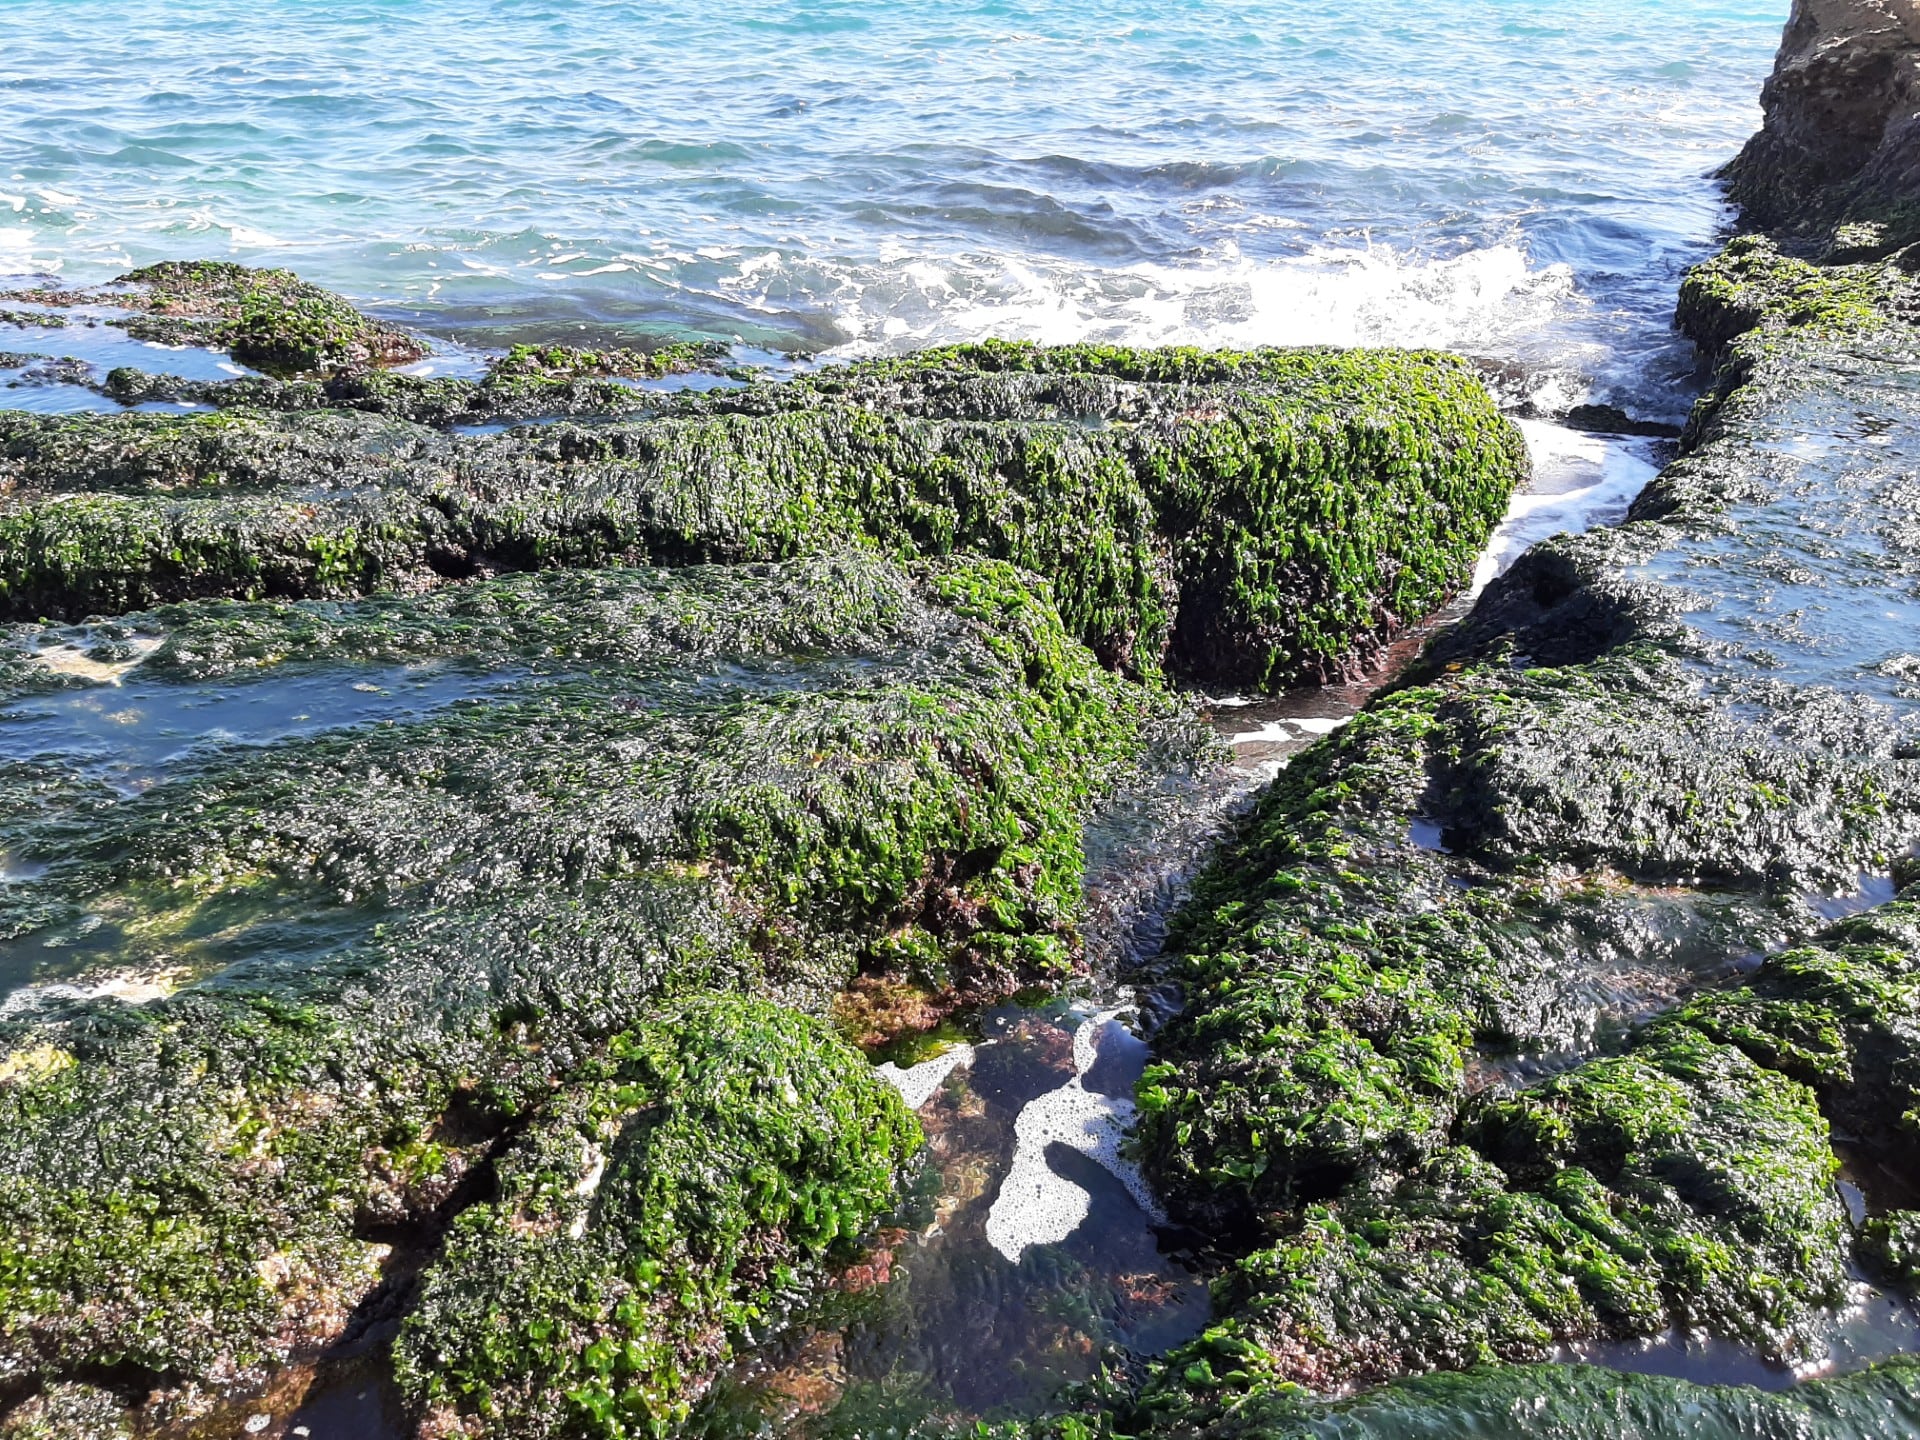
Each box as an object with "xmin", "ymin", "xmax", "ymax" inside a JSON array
[
  {"xmin": 0, "ymin": 276, "xmax": 1527, "ymax": 693},
  {"xmin": 0, "ymin": 552, "xmax": 1169, "ymax": 1426},
  {"xmin": 1059, "ymin": 119, "xmax": 1920, "ymax": 1440},
  {"xmin": 392, "ymin": 995, "xmax": 921, "ymax": 1440},
  {"xmin": 0, "ymin": 261, "xmax": 1541, "ymax": 1435}
]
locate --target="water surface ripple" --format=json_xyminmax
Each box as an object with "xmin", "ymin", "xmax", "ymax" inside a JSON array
[{"xmin": 1, "ymin": 0, "xmax": 1780, "ymax": 415}]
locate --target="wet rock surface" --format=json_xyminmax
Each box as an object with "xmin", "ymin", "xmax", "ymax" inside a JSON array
[
  {"xmin": 0, "ymin": 336, "xmax": 1524, "ymax": 694},
  {"xmin": 0, "ymin": 552, "xmax": 1165, "ymax": 1432},
  {"xmin": 0, "ymin": 264, "xmax": 1535, "ymax": 1438},
  {"xmin": 21, "ymin": 31, "xmax": 1920, "ymax": 1423},
  {"xmin": 928, "ymin": 27, "xmax": 1920, "ymax": 1439},
  {"xmin": 1103, "ymin": 295, "xmax": 1920, "ymax": 1435}
]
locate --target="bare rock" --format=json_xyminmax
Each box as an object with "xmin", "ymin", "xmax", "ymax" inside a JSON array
[{"xmin": 1726, "ymin": 0, "xmax": 1920, "ymax": 250}]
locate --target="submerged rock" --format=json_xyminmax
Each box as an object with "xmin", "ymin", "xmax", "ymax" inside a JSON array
[{"xmin": 11, "ymin": 260, "xmax": 430, "ymax": 376}]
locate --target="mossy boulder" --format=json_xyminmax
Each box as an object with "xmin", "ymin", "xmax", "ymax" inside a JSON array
[
  {"xmin": 393, "ymin": 995, "xmax": 919, "ymax": 1439},
  {"xmin": 1177, "ymin": 1024, "xmax": 1845, "ymax": 1391},
  {"xmin": 0, "ymin": 337, "xmax": 1526, "ymax": 693},
  {"xmin": 1132, "ymin": 213, "xmax": 1920, "ymax": 1400},
  {"xmin": 1676, "ymin": 898, "xmax": 1920, "ymax": 1176},
  {"xmin": 116, "ymin": 261, "xmax": 428, "ymax": 375},
  {"xmin": 0, "ymin": 552, "xmax": 1166, "ymax": 1407},
  {"xmin": 1674, "ymin": 234, "xmax": 1920, "ymax": 376}
]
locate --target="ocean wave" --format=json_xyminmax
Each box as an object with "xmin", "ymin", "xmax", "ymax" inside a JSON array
[{"xmin": 790, "ymin": 240, "xmax": 1582, "ymax": 359}]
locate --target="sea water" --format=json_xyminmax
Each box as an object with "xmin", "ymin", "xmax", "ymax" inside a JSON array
[{"xmin": 0, "ymin": 0, "xmax": 1781, "ymax": 418}]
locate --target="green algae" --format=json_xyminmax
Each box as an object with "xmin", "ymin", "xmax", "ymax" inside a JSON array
[
  {"xmin": 490, "ymin": 340, "xmax": 735, "ymax": 382},
  {"xmin": 1862, "ymin": 1212, "xmax": 1920, "ymax": 1287},
  {"xmin": 1130, "ymin": 714, "xmax": 1853, "ymax": 1384},
  {"xmin": 1126, "ymin": 1359, "xmax": 1920, "ymax": 1440},
  {"xmin": 1677, "ymin": 897, "xmax": 1920, "ymax": 1177},
  {"xmin": 116, "ymin": 261, "xmax": 427, "ymax": 376},
  {"xmin": 102, "ymin": 336, "xmax": 746, "ymax": 426},
  {"xmin": 1165, "ymin": 1025, "xmax": 1847, "ymax": 1392},
  {"xmin": 1672, "ymin": 236, "xmax": 1920, "ymax": 444},
  {"xmin": 0, "ymin": 553, "xmax": 1165, "ymax": 1411},
  {"xmin": 0, "ymin": 1383, "xmax": 133, "ymax": 1440},
  {"xmin": 393, "ymin": 995, "xmax": 920, "ymax": 1440},
  {"xmin": 1115, "ymin": 212, "xmax": 1920, "ymax": 1422},
  {"xmin": 751, "ymin": 1359, "xmax": 1920, "ymax": 1440},
  {"xmin": 0, "ymin": 340, "xmax": 1525, "ymax": 693},
  {"xmin": 1675, "ymin": 236, "xmax": 1912, "ymax": 365}
]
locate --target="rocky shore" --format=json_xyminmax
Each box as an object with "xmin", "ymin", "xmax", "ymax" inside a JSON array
[
  {"xmin": 0, "ymin": 261, "xmax": 1521, "ymax": 1436},
  {"xmin": 3, "ymin": 5, "xmax": 1920, "ymax": 1439},
  {"xmin": 1061, "ymin": 2, "xmax": 1920, "ymax": 1435}
]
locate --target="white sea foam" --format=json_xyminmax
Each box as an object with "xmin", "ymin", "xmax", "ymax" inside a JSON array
[
  {"xmin": 176, "ymin": 209, "xmax": 281, "ymax": 249},
  {"xmin": 1228, "ymin": 715, "xmax": 1351, "ymax": 747},
  {"xmin": 983, "ymin": 1011, "xmax": 1165, "ymax": 1264},
  {"xmin": 0, "ymin": 967, "xmax": 186, "ymax": 1017},
  {"xmin": 0, "ymin": 226, "xmax": 51, "ymax": 274},
  {"xmin": 1468, "ymin": 421, "xmax": 1661, "ymax": 598},
  {"xmin": 875, "ymin": 1043, "xmax": 978, "ymax": 1111},
  {"xmin": 735, "ymin": 241, "xmax": 1585, "ymax": 365}
]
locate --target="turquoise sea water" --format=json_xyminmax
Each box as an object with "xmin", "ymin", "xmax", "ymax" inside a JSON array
[{"xmin": 2, "ymin": 0, "xmax": 1781, "ymax": 414}]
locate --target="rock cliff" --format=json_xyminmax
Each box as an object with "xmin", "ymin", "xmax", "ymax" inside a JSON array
[{"xmin": 1726, "ymin": 0, "xmax": 1920, "ymax": 252}]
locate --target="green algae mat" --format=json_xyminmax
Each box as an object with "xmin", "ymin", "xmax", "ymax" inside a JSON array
[
  {"xmin": 9, "ymin": 236, "xmax": 1920, "ymax": 1440},
  {"xmin": 0, "ymin": 267, "xmax": 1525, "ymax": 694},
  {"xmin": 0, "ymin": 263, "xmax": 1540, "ymax": 1439},
  {"xmin": 1025, "ymin": 209, "xmax": 1920, "ymax": 1440}
]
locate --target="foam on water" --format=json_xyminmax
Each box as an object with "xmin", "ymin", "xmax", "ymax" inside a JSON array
[
  {"xmin": 814, "ymin": 240, "xmax": 1575, "ymax": 358},
  {"xmin": 1469, "ymin": 421, "xmax": 1664, "ymax": 597},
  {"xmin": 875, "ymin": 1043, "xmax": 978, "ymax": 1111},
  {"xmin": 984, "ymin": 1010, "xmax": 1166, "ymax": 1263}
]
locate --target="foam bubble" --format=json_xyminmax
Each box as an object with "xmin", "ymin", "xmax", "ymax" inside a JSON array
[
  {"xmin": 983, "ymin": 1011, "xmax": 1165, "ymax": 1264},
  {"xmin": 875, "ymin": 1043, "xmax": 978, "ymax": 1111},
  {"xmin": 173, "ymin": 209, "xmax": 281, "ymax": 249},
  {"xmin": 733, "ymin": 240, "xmax": 1585, "ymax": 363},
  {"xmin": 1228, "ymin": 715, "xmax": 1351, "ymax": 747},
  {"xmin": 1469, "ymin": 421, "xmax": 1660, "ymax": 597}
]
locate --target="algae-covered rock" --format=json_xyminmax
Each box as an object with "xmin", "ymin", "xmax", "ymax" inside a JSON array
[
  {"xmin": 1674, "ymin": 234, "xmax": 1920, "ymax": 372},
  {"xmin": 56, "ymin": 260, "xmax": 430, "ymax": 375},
  {"xmin": 1862, "ymin": 1210, "xmax": 1920, "ymax": 1286},
  {"xmin": 102, "ymin": 336, "xmax": 745, "ymax": 425},
  {"xmin": 1132, "ymin": 148, "xmax": 1920, "ymax": 1400},
  {"xmin": 0, "ymin": 337, "xmax": 1526, "ymax": 692},
  {"xmin": 1183, "ymin": 1025, "xmax": 1847, "ymax": 1390},
  {"xmin": 1121, "ymin": 1358, "xmax": 1920, "ymax": 1440},
  {"xmin": 0, "ymin": 1383, "xmax": 133, "ymax": 1440},
  {"xmin": 1677, "ymin": 897, "xmax": 1920, "ymax": 1171},
  {"xmin": 824, "ymin": 1358, "xmax": 1920, "ymax": 1440},
  {"xmin": 0, "ymin": 552, "xmax": 1166, "ymax": 1404},
  {"xmin": 393, "ymin": 995, "xmax": 919, "ymax": 1439}
]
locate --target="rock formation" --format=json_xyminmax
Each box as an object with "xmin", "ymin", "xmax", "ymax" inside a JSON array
[{"xmin": 1726, "ymin": 0, "xmax": 1920, "ymax": 252}]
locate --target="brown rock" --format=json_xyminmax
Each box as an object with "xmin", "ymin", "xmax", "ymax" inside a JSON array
[{"xmin": 1726, "ymin": 0, "xmax": 1920, "ymax": 247}]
